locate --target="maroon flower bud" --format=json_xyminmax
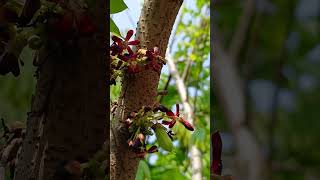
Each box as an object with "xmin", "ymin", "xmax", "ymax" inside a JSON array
[
  {"xmin": 147, "ymin": 146, "xmax": 158, "ymax": 153},
  {"xmin": 179, "ymin": 117, "xmax": 194, "ymax": 131},
  {"xmin": 138, "ymin": 133, "xmax": 145, "ymax": 142},
  {"xmin": 154, "ymin": 104, "xmax": 170, "ymax": 113}
]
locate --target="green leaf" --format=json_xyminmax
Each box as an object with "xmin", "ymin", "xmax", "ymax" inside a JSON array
[
  {"xmin": 155, "ymin": 124, "xmax": 173, "ymax": 152},
  {"xmin": 110, "ymin": 19, "xmax": 121, "ymax": 37},
  {"xmin": 135, "ymin": 160, "xmax": 151, "ymax": 180},
  {"xmin": 110, "ymin": 0, "xmax": 127, "ymax": 14}
]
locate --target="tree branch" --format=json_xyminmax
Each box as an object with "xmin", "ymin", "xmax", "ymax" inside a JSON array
[
  {"xmin": 229, "ymin": 0, "xmax": 255, "ymax": 61},
  {"xmin": 166, "ymin": 52, "xmax": 202, "ymax": 180},
  {"xmin": 213, "ymin": 40, "xmax": 266, "ymax": 180}
]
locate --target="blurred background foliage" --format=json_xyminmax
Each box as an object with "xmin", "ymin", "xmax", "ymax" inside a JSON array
[
  {"xmin": 0, "ymin": 46, "xmax": 35, "ymax": 179},
  {"xmin": 111, "ymin": 0, "xmax": 210, "ymax": 179},
  {"xmin": 213, "ymin": 0, "xmax": 320, "ymax": 179},
  {"xmin": 0, "ymin": 47, "xmax": 35, "ymax": 126}
]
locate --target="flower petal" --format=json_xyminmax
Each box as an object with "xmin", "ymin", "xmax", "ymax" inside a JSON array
[
  {"xmin": 128, "ymin": 40, "xmax": 140, "ymax": 45},
  {"xmin": 166, "ymin": 111, "xmax": 175, "ymax": 117},
  {"xmin": 146, "ymin": 50, "xmax": 154, "ymax": 59},
  {"xmin": 155, "ymin": 104, "xmax": 170, "ymax": 113},
  {"xmin": 162, "ymin": 120, "xmax": 171, "ymax": 125},
  {"xmin": 118, "ymin": 55, "xmax": 128, "ymax": 61},
  {"xmin": 168, "ymin": 118, "xmax": 176, "ymax": 128},
  {"xmin": 179, "ymin": 118, "xmax": 194, "ymax": 131},
  {"xmin": 127, "ymin": 46, "xmax": 133, "ymax": 55},
  {"xmin": 126, "ymin": 30, "xmax": 134, "ymax": 41},
  {"xmin": 112, "ymin": 36, "xmax": 122, "ymax": 43},
  {"xmin": 175, "ymin": 104, "xmax": 180, "ymax": 116}
]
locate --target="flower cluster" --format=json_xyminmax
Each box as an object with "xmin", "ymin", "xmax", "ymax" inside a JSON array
[
  {"xmin": 109, "ymin": 30, "xmax": 166, "ymax": 85},
  {"xmin": 125, "ymin": 104, "xmax": 194, "ymax": 157},
  {"xmin": 0, "ymin": 0, "xmax": 96, "ymax": 77}
]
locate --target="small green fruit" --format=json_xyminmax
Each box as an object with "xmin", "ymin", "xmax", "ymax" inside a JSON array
[{"xmin": 155, "ymin": 124, "xmax": 173, "ymax": 152}]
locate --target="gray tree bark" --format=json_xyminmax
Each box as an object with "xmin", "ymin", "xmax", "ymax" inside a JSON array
[{"xmin": 13, "ymin": 0, "xmax": 107, "ymax": 179}]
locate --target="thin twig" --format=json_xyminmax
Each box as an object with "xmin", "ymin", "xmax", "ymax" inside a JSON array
[{"xmin": 159, "ymin": 75, "xmax": 171, "ymax": 103}]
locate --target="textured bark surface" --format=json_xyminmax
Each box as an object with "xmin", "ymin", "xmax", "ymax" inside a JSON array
[
  {"xmin": 13, "ymin": 0, "xmax": 107, "ymax": 179},
  {"xmin": 110, "ymin": 0, "xmax": 183, "ymax": 179}
]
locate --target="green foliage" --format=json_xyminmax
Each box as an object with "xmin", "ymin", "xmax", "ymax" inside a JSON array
[
  {"xmin": 0, "ymin": 47, "xmax": 36, "ymax": 122},
  {"xmin": 110, "ymin": 0, "xmax": 127, "ymax": 36},
  {"xmin": 135, "ymin": 160, "xmax": 151, "ymax": 180},
  {"xmin": 110, "ymin": 19, "xmax": 121, "ymax": 37},
  {"xmin": 214, "ymin": 0, "xmax": 320, "ymax": 179},
  {"xmin": 110, "ymin": 0, "xmax": 127, "ymax": 14}
]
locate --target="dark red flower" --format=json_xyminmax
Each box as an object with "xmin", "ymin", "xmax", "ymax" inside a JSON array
[
  {"xmin": 154, "ymin": 104, "xmax": 171, "ymax": 113},
  {"xmin": 179, "ymin": 117, "xmax": 194, "ymax": 131},
  {"xmin": 118, "ymin": 53, "xmax": 136, "ymax": 62},
  {"xmin": 145, "ymin": 47, "xmax": 162, "ymax": 74},
  {"xmin": 162, "ymin": 104, "xmax": 194, "ymax": 131},
  {"xmin": 128, "ymin": 138, "xmax": 142, "ymax": 149},
  {"xmin": 111, "ymin": 30, "xmax": 140, "ymax": 55},
  {"xmin": 122, "ymin": 54, "xmax": 142, "ymax": 74},
  {"xmin": 110, "ymin": 43, "xmax": 121, "ymax": 56},
  {"xmin": 127, "ymin": 63, "xmax": 141, "ymax": 74},
  {"xmin": 211, "ymin": 131, "xmax": 222, "ymax": 175},
  {"xmin": 146, "ymin": 47, "xmax": 160, "ymax": 59}
]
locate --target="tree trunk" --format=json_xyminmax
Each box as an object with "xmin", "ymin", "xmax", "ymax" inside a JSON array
[
  {"xmin": 110, "ymin": 0, "xmax": 183, "ymax": 179},
  {"xmin": 13, "ymin": 0, "xmax": 107, "ymax": 179}
]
